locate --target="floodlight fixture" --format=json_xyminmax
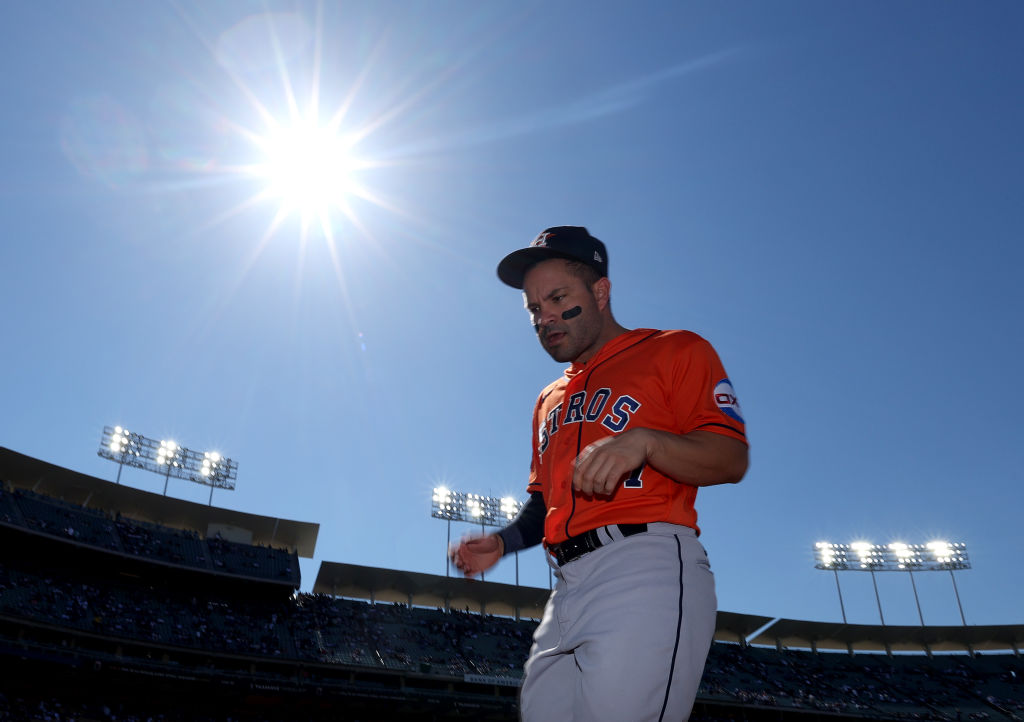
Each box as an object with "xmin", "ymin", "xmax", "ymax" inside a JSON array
[
  {"xmin": 814, "ymin": 539, "xmax": 970, "ymax": 626},
  {"xmin": 889, "ymin": 542, "xmax": 915, "ymax": 565},
  {"xmin": 100, "ymin": 426, "xmax": 145, "ymax": 484},
  {"xmin": 156, "ymin": 439, "xmax": 183, "ymax": 493},
  {"xmin": 430, "ymin": 487, "xmax": 523, "ymax": 528},
  {"xmin": 500, "ymin": 496, "xmax": 520, "ymax": 521},
  {"xmin": 98, "ymin": 426, "xmax": 238, "ymax": 503},
  {"xmin": 813, "ymin": 540, "xmax": 969, "ymax": 572}
]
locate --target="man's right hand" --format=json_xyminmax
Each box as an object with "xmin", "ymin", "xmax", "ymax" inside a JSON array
[{"xmin": 450, "ymin": 534, "xmax": 504, "ymax": 578}]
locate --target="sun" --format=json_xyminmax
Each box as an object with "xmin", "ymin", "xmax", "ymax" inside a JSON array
[
  {"xmin": 183, "ymin": 8, "xmax": 420, "ymax": 294},
  {"xmin": 251, "ymin": 115, "xmax": 363, "ymax": 222}
]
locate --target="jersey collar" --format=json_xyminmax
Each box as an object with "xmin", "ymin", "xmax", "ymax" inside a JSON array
[{"xmin": 565, "ymin": 328, "xmax": 657, "ymax": 378}]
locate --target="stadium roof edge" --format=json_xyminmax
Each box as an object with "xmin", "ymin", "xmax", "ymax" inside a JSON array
[
  {"xmin": 0, "ymin": 447, "xmax": 319, "ymax": 558},
  {"xmin": 751, "ymin": 617, "xmax": 1024, "ymax": 655},
  {"xmin": 314, "ymin": 561, "xmax": 777, "ymax": 635},
  {"xmin": 314, "ymin": 561, "xmax": 549, "ymax": 619}
]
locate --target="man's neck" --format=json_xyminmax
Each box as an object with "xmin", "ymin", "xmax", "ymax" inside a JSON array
[{"xmin": 573, "ymin": 322, "xmax": 631, "ymax": 365}]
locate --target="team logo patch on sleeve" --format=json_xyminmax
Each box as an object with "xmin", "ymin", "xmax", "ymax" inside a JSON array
[{"xmin": 714, "ymin": 379, "xmax": 744, "ymax": 424}]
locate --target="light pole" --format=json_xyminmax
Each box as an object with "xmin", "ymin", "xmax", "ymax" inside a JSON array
[
  {"xmin": 431, "ymin": 487, "xmax": 523, "ymax": 582},
  {"xmin": 197, "ymin": 451, "xmax": 234, "ymax": 505},
  {"xmin": 98, "ymin": 426, "xmax": 238, "ymax": 503},
  {"xmin": 433, "ymin": 486, "xmax": 456, "ymax": 576},
  {"xmin": 927, "ymin": 541, "xmax": 970, "ymax": 625},
  {"xmin": 851, "ymin": 542, "xmax": 886, "ymax": 625},
  {"xmin": 157, "ymin": 440, "xmax": 183, "ymax": 495},
  {"xmin": 500, "ymin": 496, "xmax": 522, "ymax": 586},
  {"xmin": 890, "ymin": 542, "xmax": 925, "ymax": 626},
  {"xmin": 101, "ymin": 426, "xmax": 144, "ymax": 484},
  {"xmin": 814, "ymin": 542, "xmax": 854, "ymax": 623},
  {"xmin": 814, "ymin": 540, "xmax": 971, "ymax": 626}
]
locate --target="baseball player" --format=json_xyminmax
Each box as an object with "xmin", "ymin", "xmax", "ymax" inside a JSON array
[{"xmin": 451, "ymin": 226, "xmax": 748, "ymax": 721}]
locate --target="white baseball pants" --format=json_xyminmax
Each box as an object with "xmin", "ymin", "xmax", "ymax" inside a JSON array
[{"xmin": 519, "ymin": 523, "xmax": 716, "ymax": 722}]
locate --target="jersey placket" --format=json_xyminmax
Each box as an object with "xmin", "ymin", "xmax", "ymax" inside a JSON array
[{"xmin": 559, "ymin": 368, "xmax": 592, "ymax": 541}]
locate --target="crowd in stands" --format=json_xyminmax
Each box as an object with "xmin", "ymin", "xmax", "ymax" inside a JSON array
[
  {"xmin": 0, "ymin": 486, "xmax": 298, "ymax": 586},
  {"xmin": 699, "ymin": 643, "xmax": 1022, "ymax": 720},
  {"xmin": 2, "ymin": 551, "xmax": 1021, "ymax": 720},
  {"xmin": 0, "ymin": 557, "xmax": 533, "ymax": 678},
  {"xmin": 1, "ymin": 484, "xmax": 1021, "ymax": 720},
  {"xmin": 291, "ymin": 593, "xmax": 534, "ymax": 677},
  {"xmin": 0, "ymin": 694, "xmax": 178, "ymax": 722}
]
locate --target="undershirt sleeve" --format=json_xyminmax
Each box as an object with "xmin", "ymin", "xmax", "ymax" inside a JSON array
[{"xmin": 496, "ymin": 492, "xmax": 546, "ymax": 554}]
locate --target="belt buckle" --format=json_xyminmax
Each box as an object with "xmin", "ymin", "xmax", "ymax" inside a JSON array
[
  {"xmin": 551, "ymin": 540, "xmax": 568, "ymax": 566},
  {"xmin": 552, "ymin": 524, "xmax": 651, "ymax": 567},
  {"xmin": 554, "ymin": 529, "xmax": 599, "ymax": 566},
  {"xmin": 557, "ymin": 537, "xmax": 578, "ymax": 566}
]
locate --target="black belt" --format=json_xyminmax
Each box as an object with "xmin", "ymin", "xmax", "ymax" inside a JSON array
[{"xmin": 549, "ymin": 523, "xmax": 648, "ymax": 566}]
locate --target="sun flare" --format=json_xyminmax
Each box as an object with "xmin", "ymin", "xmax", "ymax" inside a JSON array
[{"xmin": 252, "ymin": 117, "xmax": 362, "ymax": 220}]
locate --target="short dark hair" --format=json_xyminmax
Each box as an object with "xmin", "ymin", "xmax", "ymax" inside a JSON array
[
  {"xmin": 565, "ymin": 260, "xmax": 602, "ymax": 289},
  {"xmin": 521, "ymin": 257, "xmax": 603, "ymax": 290}
]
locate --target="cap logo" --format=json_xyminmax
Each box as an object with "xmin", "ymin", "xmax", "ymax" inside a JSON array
[
  {"xmin": 594, "ymin": 251, "xmax": 603, "ymax": 263},
  {"xmin": 530, "ymin": 232, "xmax": 554, "ymax": 248}
]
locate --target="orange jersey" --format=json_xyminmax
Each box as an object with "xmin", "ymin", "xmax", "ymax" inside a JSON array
[{"xmin": 527, "ymin": 328, "xmax": 747, "ymax": 545}]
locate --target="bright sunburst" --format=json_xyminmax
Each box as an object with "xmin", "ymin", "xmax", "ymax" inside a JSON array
[
  {"xmin": 251, "ymin": 116, "xmax": 363, "ymax": 223},
  {"xmin": 173, "ymin": 5, "xmax": 427, "ymax": 322},
  {"xmin": 197, "ymin": 8, "xmax": 396, "ymax": 245}
]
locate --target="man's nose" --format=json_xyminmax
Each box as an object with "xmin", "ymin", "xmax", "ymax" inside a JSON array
[
  {"xmin": 532, "ymin": 306, "xmax": 557, "ymax": 333},
  {"xmin": 539, "ymin": 306, "xmax": 560, "ymax": 326}
]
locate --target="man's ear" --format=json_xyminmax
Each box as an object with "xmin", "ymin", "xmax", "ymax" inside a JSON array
[{"xmin": 592, "ymin": 277, "xmax": 611, "ymax": 310}]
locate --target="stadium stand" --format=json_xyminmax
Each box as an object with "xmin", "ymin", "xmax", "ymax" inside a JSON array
[
  {"xmin": 0, "ymin": 447, "xmax": 1021, "ymax": 721},
  {"xmin": 1, "ymin": 486, "xmax": 299, "ymax": 586}
]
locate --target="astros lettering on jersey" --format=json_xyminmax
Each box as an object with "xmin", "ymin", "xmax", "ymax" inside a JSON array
[{"xmin": 528, "ymin": 328, "xmax": 747, "ymax": 545}]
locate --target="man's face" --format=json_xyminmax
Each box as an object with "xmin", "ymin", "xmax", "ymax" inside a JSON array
[{"xmin": 522, "ymin": 259, "xmax": 603, "ymax": 364}]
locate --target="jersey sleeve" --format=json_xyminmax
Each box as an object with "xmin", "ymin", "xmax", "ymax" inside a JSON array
[
  {"xmin": 673, "ymin": 335, "xmax": 747, "ymax": 444},
  {"xmin": 526, "ymin": 390, "xmax": 546, "ymax": 494}
]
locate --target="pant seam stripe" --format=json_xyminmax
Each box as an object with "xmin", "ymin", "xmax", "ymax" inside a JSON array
[{"xmin": 658, "ymin": 535, "xmax": 685, "ymax": 722}]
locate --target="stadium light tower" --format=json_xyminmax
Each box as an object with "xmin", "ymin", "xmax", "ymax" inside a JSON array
[
  {"xmin": 814, "ymin": 542, "xmax": 850, "ymax": 624},
  {"xmin": 102, "ymin": 426, "xmax": 145, "ymax": 484},
  {"xmin": 926, "ymin": 540, "xmax": 971, "ymax": 625},
  {"xmin": 156, "ymin": 439, "xmax": 184, "ymax": 495},
  {"xmin": 888, "ymin": 542, "xmax": 924, "ymax": 625},
  {"xmin": 431, "ymin": 487, "xmax": 523, "ymax": 582},
  {"xmin": 852, "ymin": 541, "xmax": 887, "ymax": 625},
  {"xmin": 98, "ymin": 426, "xmax": 238, "ymax": 504},
  {"xmin": 814, "ymin": 539, "xmax": 971, "ymax": 626}
]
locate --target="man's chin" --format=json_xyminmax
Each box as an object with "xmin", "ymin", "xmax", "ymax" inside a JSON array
[{"xmin": 543, "ymin": 344, "xmax": 574, "ymax": 363}]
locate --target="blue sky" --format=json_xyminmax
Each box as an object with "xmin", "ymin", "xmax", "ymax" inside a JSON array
[{"xmin": 2, "ymin": 1, "xmax": 1022, "ymax": 629}]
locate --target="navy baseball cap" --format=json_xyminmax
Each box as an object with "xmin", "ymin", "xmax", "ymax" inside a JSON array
[{"xmin": 497, "ymin": 226, "xmax": 608, "ymax": 289}]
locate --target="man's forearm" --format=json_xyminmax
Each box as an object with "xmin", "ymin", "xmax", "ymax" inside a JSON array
[{"xmin": 645, "ymin": 429, "xmax": 748, "ymax": 487}]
